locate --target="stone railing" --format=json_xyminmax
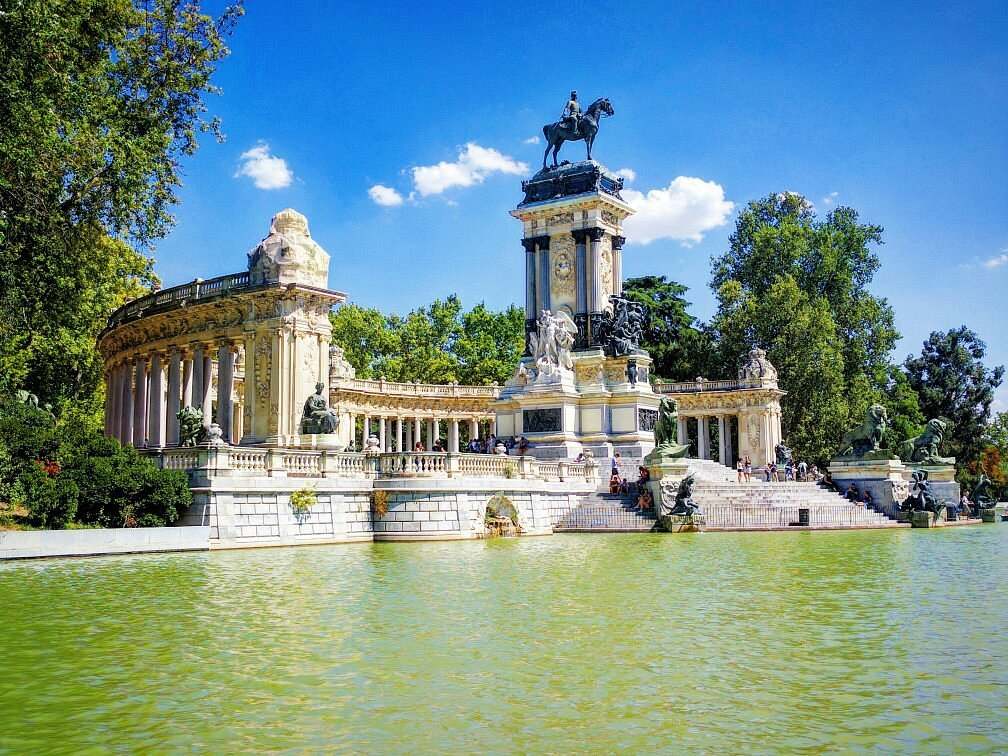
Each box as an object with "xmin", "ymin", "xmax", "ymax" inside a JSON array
[
  {"xmin": 149, "ymin": 447, "xmax": 597, "ymax": 484},
  {"xmin": 331, "ymin": 377, "xmax": 500, "ymax": 398},
  {"xmin": 105, "ymin": 271, "xmax": 252, "ymax": 329},
  {"xmin": 654, "ymin": 378, "xmax": 773, "ymax": 393}
]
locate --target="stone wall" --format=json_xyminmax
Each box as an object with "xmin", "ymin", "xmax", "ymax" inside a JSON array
[{"xmin": 0, "ymin": 526, "xmax": 210, "ymax": 560}]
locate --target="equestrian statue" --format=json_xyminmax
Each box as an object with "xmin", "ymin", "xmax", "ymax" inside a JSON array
[{"xmin": 542, "ymin": 91, "xmax": 614, "ymax": 169}]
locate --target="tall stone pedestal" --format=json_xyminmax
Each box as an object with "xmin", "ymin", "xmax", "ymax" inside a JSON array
[
  {"xmin": 905, "ymin": 463, "xmax": 960, "ymax": 506},
  {"xmin": 828, "ymin": 456, "xmax": 908, "ymax": 518},
  {"xmin": 494, "ymin": 160, "xmax": 659, "ymax": 470}
]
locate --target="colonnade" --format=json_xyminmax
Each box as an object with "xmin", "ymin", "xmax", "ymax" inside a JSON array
[
  {"xmin": 675, "ymin": 414, "xmax": 739, "ymax": 466},
  {"xmin": 346, "ymin": 413, "xmax": 498, "ymax": 453},
  {"xmin": 104, "ymin": 340, "xmax": 242, "ymax": 448},
  {"xmin": 673, "ymin": 410, "xmax": 783, "ymax": 467}
]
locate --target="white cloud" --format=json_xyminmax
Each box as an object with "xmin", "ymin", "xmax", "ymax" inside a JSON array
[
  {"xmin": 616, "ymin": 168, "xmax": 636, "ymax": 183},
  {"xmin": 523, "ymin": 136, "xmax": 541, "ymax": 145},
  {"xmin": 982, "ymin": 251, "xmax": 1008, "ymax": 269},
  {"xmin": 822, "ymin": 191, "xmax": 839, "ymax": 206},
  {"xmin": 412, "ymin": 143, "xmax": 529, "ymax": 197},
  {"xmin": 234, "ymin": 143, "xmax": 293, "ymax": 190},
  {"xmin": 623, "ymin": 177, "xmax": 734, "ymax": 246},
  {"xmin": 368, "ymin": 184, "xmax": 404, "ymax": 207}
]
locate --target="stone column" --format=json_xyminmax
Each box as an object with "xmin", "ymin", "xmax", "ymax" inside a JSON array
[
  {"xmin": 413, "ymin": 419, "xmax": 422, "ymax": 449},
  {"xmin": 403, "ymin": 417, "xmax": 412, "ymax": 450},
  {"xmin": 588, "ymin": 228, "xmax": 606, "ymax": 313},
  {"xmin": 426, "ymin": 419, "xmax": 434, "ymax": 451},
  {"xmin": 216, "ymin": 341, "xmax": 234, "ymax": 443},
  {"xmin": 166, "ymin": 348, "xmax": 182, "ymax": 446},
  {"xmin": 762, "ymin": 412, "xmax": 772, "ymax": 464},
  {"xmin": 362, "ymin": 413, "xmax": 371, "ymax": 445},
  {"xmin": 718, "ymin": 416, "xmax": 728, "ymax": 465},
  {"xmin": 612, "ymin": 235, "xmax": 626, "ymax": 296},
  {"xmin": 148, "ymin": 353, "xmax": 164, "ymax": 447},
  {"xmin": 534, "ymin": 235, "xmax": 550, "ymax": 313},
  {"xmin": 379, "ymin": 417, "xmax": 387, "ymax": 452},
  {"xmin": 697, "ymin": 416, "xmax": 709, "ymax": 460},
  {"xmin": 132, "ymin": 355, "xmax": 148, "ymax": 448},
  {"xmin": 573, "ymin": 229, "xmax": 588, "ymax": 315},
  {"xmin": 394, "ymin": 417, "xmax": 403, "ymax": 452},
  {"xmin": 521, "ymin": 238, "xmax": 537, "ymax": 320},
  {"xmin": 677, "ymin": 417, "xmax": 687, "ymax": 446},
  {"xmin": 119, "ymin": 358, "xmax": 133, "ymax": 444},
  {"xmin": 200, "ymin": 348, "xmax": 214, "ymax": 428},
  {"xmin": 469, "ymin": 418, "xmax": 478, "ymax": 447},
  {"xmin": 181, "ymin": 352, "xmax": 194, "ymax": 409},
  {"xmin": 109, "ymin": 364, "xmax": 121, "ymax": 441},
  {"xmin": 449, "ymin": 419, "xmax": 460, "ymax": 453}
]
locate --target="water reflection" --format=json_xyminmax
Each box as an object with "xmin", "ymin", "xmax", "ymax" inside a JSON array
[{"xmin": 1, "ymin": 529, "xmax": 1006, "ymax": 751}]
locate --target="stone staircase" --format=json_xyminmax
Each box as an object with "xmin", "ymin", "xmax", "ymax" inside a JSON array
[
  {"xmin": 685, "ymin": 459, "xmax": 898, "ymax": 529},
  {"xmin": 551, "ymin": 459, "xmax": 899, "ymax": 533},
  {"xmin": 553, "ymin": 490, "xmax": 658, "ymax": 532}
]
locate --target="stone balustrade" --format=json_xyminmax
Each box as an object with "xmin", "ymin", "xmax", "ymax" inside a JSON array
[
  {"xmin": 151, "ymin": 448, "xmax": 598, "ymax": 483},
  {"xmin": 106, "ymin": 271, "xmax": 253, "ymax": 329}
]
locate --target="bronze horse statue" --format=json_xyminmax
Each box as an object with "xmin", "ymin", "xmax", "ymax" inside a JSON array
[{"xmin": 542, "ymin": 97, "xmax": 614, "ymax": 169}]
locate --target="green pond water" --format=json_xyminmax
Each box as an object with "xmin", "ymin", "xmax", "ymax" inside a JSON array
[{"xmin": 1, "ymin": 527, "xmax": 1007, "ymax": 752}]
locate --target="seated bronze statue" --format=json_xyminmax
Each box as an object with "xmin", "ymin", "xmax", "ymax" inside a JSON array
[{"xmin": 301, "ymin": 382, "xmax": 338, "ymax": 435}]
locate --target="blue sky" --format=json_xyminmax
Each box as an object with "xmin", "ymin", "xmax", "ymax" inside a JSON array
[{"xmin": 156, "ymin": 0, "xmax": 1008, "ymax": 406}]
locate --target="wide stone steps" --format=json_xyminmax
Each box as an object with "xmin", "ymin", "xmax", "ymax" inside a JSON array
[{"xmin": 554, "ymin": 492, "xmax": 657, "ymax": 532}]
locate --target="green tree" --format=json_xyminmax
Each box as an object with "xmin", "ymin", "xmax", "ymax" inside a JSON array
[
  {"xmin": 881, "ymin": 366, "xmax": 926, "ymax": 449},
  {"xmin": 621, "ymin": 275, "xmax": 712, "ymax": 380},
  {"xmin": 0, "ymin": 0, "xmax": 242, "ymax": 424},
  {"xmin": 455, "ymin": 303, "xmax": 525, "ymax": 385},
  {"xmin": 903, "ymin": 327, "xmax": 1005, "ymax": 467},
  {"xmin": 328, "ymin": 303, "xmax": 395, "ymax": 379},
  {"xmin": 708, "ymin": 193, "xmax": 899, "ymax": 463}
]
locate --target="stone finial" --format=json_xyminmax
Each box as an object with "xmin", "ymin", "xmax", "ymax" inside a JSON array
[
  {"xmin": 739, "ymin": 346, "xmax": 778, "ymax": 385},
  {"xmin": 247, "ymin": 208, "xmax": 331, "ymax": 289},
  {"xmin": 329, "ymin": 344, "xmax": 355, "ymax": 380}
]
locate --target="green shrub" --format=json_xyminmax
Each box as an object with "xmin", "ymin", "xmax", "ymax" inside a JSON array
[
  {"xmin": 290, "ymin": 486, "xmax": 318, "ymax": 516},
  {"xmin": 13, "ymin": 465, "xmax": 79, "ymax": 529}
]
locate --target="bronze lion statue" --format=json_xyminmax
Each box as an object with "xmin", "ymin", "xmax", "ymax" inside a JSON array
[
  {"xmin": 896, "ymin": 418, "xmax": 951, "ymax": 464},
  {"xmin": 838, "ymin": 404, "xmax": 888, "ymax": 457}
]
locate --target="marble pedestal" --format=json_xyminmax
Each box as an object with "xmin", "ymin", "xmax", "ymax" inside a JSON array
[
  {"xmin": 828, "ymin": 455, "xmax": 908, "ymax": 518},
  {"xmin": 495, "ymin": 351, "xmax": 660, "ymax": 470},
  {"xmin": 905, "ymin": 463, "xmax": 960, "ymax": 506}
]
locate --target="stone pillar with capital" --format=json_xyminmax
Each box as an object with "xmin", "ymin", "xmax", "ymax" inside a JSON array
[
  {"xmin": 534, "ymin": 235, "xmax": 550, "ymax": 314},
  {"xmin": 718, "ymin": 416, "xmax": 728, "ymax": 465},
  {"xmin": 200, "ymin": 348, "xmax": 214, "ymax": 429},
  {"xmin": 216, "ymin": 341, "xmax": 234, "ymax": 444},
  {"xmin": 677, "ymin": 418, "xmax": 687, "ymax": 447},
  {"xmin": 181, "ymin": 352, "xmax": 194, "ymax": 409},
  {"xmin": 166, "ymin": 347, "xmax": 182, "ymax": 446},
  {"xmin": 132, "ymin": 355, "xmax": 148, "ymax": 448},
  {"xmin": 413, "ymin": 418, "xmax": 422, "ymax": 449},
  {"xmin": 697, "ymin": 416, "xmax": 710, "ymax": 460},
  {"xmin": 120, "ymin": 359, "xmax": 134, "ymax": 444},
  {"xmin": 612, "ymin": 235, "xmax": 625, "ymax": 296},
  {"xmin": 449, "ymin": 419, "xmax": 460, "ymax": 453},
  {"xmin": 394, "ymin": 417, "xmax": 403, "ymax": 452},
  {"xmin": 379, "ymin": 417, "xmax": 387, "ymax": 452},
  {"xmin": 147, "ymin": 352, "xmax": 164, "ymax": 447},
  {"xmin": 522, "ymin": 238, "xmax": 537, "ymax": 356}
]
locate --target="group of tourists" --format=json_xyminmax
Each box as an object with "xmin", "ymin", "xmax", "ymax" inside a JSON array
[
  {"xmin": 844, "ymin": 483, "xmax": 876, "ymax": 507},
  {"xmin": 735, "ymin": 456, "xmax": 823, "ymax": 484},
  {"xmin": 608, "ymin": 454, "xmax": 654, "ymax": 511}
]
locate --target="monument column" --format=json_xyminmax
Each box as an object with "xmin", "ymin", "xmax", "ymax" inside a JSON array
[
  {"xmin": 534, "ymin": 235, "xmax": 550, "ymax": 313},
  {"xmin": 166, "ymin": 347, "xmax": 182, "ymax": 446},
  {"xmin": 413, "ymin": 418, "xmax": 422, "ymax": 449},
  {"xmin": 449, "ymin": 419, "xmax": 460, "ymax": 453},
  {"xmin": 469, "ymin": 418, "xmax": 478, "ymax": 446},
  {"xmin": 612, "ymin": 235, "xmax": 626, "ymax": 296},
  {"xmin": 572, "ymin": 229, "xmax": 589, "ymax": 348},
  {"xmin": 379, "ymin": 417, "xmax": 387, "ymax": 452},
  {"xmin": 394, "ymin": 417, "xmax": 403, "ymax": 452},
  {"xmin": 148, "ymin": 352, "xmax": 164, "ymax": 447},
  {"xmin": 426, "ymin": 419, "xmax": 434, "ymax": 451},
  {"xmin": 362, "ymin": 413, "xmax": 371, "ymax": 444},
  {"xmin": 521, "ymin": 238, "xmax": 537, "ymax": 352},
  {"xmin": 588, "ymin": 227, "xmax": 606, "ymax": 347},
  {"xmin": 677, "ymin": 417, "xmax": 687, "ymax": 446},
  {"xmin": 109, "ymin": 364, "xmax": 122, "ymax": 441},
  {"xmin": 132, "ymin": 355, "xmax": 147, "ymax": 448}
]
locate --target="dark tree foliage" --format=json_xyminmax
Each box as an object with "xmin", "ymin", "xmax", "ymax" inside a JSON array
[
  {"xmin": 708, "ymin": 193, "xmax": 900, "ymax": 463},
  {"xmin": 621, "ymin": 276, "xmax": 713, "ymax": 381},
  {"xmin": 0, "ymin": 0, "xmax": 242, "ymax": 425},
  {"xmin": 330, "ymin": 296, "xmax": 524, "ymax": 386},
  {"xmin": 903, "ymin": 327, "xmax": 1005, "ymax": 469}
]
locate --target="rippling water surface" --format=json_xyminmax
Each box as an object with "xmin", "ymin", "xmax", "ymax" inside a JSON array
[{"xmin": 1, "ymin": 527, "xmax": 1007, "ymax": 752}]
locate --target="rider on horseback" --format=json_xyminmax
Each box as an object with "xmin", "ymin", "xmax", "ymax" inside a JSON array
[{"xmin": 562, "ymin": 90, "xmax": 581, "ymax": 136}]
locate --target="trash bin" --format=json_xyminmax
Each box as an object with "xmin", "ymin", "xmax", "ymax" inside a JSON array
[{"xmin": 798, "ymin": 508, "xmax": 810, "ymax": 526}]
